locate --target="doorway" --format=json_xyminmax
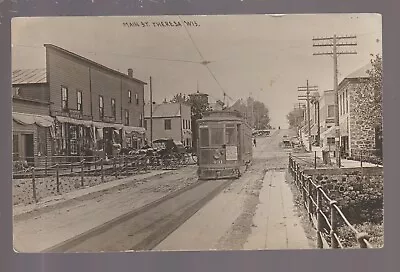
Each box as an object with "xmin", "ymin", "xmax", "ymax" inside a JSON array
[{"xmin": 22, "ymin": 133, "xmax": 34, "ymax": 165}]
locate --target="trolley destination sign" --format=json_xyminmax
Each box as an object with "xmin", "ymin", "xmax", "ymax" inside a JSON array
[{"xmin": 11, "ymin": 14, "xmax": 383, "ymax": 253}]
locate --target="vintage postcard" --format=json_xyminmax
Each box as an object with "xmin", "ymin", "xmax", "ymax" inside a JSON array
[{"xmin": 11, "ymin": 14, "xmax": 383, "ymax": 253}]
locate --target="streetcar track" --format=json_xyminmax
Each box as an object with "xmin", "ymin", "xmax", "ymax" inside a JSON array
[{"xmin": 42, "ymin": 177, "xmax": 233, "ymax": 253}]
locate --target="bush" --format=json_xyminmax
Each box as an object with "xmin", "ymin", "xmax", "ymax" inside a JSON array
[{"xmin": 337, "ymin": 222, "xmax": 384, "ymax": 248}]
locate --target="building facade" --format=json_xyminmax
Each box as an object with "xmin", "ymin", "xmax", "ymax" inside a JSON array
[
  {"xmin": 12, "ymin": 44, "xmax": 147, "ymax": 164},
  {"xmin": 144, "ymin": 102, "xmax": 192, "ymax": 147},
  {"xmin": 338, "ymin": 63, "xmax": 382, "ymax": 160}
]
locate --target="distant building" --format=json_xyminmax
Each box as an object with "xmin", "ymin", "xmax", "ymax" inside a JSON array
[
  {"xmin": 318, "ymin": 90, "xmax": 336, "ymax": 150},
  {"xmin": 144, "ymin": 102, "xmax": 192, "ymax": 147},
  {"xmin": 12, "ymin": 44, "xmax": 147, "ymax": 164}
]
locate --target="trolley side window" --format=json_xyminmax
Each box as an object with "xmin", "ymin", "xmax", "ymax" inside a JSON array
[
  {"xmin": 211, "ymin": 127, "xmax": 224, "ymax": 146},
  {"xmin": 225, "ymin": 124, "xmax": 236, "ymax": 145},
  {"xmin": 200, "ymin": 127, "xmax": 210, "ymax": 147}
]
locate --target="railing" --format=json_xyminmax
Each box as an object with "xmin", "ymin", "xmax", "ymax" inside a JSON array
[
  {"xmin": 288, "ymin": 154, "xmax": 373, "ymax": 249},
  {"xmin": 345, "ymin": 148, "xmax": 383, "ymax": 167}
]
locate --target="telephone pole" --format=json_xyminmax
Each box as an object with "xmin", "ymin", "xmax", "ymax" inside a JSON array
[
  {"xmin": 149, "ymin": 76, "xmax": 153, "ymax": 146},
  {"xmin": 298, "ymin": 81, "xmax": 318, "ymax": 152},
  {"xmin": 313, "ymin": 34, "xmax": 357, "ymax": 168}
]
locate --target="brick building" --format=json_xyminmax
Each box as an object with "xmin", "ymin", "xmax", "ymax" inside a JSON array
[
  {"xmin": 144, "ymin": 102, "xmax": 192, "ymax": 147},
  {"xmin": 12, "ymin": 44, "xmax": 147, "ymax": 163}
]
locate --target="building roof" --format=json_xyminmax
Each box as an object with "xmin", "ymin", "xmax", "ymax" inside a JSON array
[
  {"xmin": 44, "ymin": 44, "xmax": 147, "ymax": 85},
  {"xmin": 345, "ymin": 62, "xmax": 373, "ymax": 79},
  {"xmin": 12, "ymin": 68, "xmax": 47, "ymax": 84},
  {"xmin": 144, "ymin": 102, "xmax": 190, "ymax": 118}
]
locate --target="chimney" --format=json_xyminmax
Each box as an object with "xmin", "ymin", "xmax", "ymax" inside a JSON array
[{"xmin": 127, "ymin": 68, "xmax": 133, "ymax": 77}]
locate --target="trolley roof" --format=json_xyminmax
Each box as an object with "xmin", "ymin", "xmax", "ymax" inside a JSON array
[{"xmin": 198, "ymin": 110, "xmax": 246, "ymax": 123}]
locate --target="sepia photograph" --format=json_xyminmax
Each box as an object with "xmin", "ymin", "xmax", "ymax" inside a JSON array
[{"xmin": 11, "ymin": 14, "xmax": 383, "ymax": 253}]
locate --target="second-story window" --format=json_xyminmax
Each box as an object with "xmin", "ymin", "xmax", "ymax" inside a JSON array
[
  {"xmin": 77, "ymin": 90, "xmax": 82, "ymax": 113},
  {"xmin": 128, "ymin": 90, "xmax": 132, "ymax": 103},
  {"xmin": 61, "ymin": 86, "xmax": 68, "ymax": 111},
  {"xmin": 135, "ymin": 93, "xmax": 139, "ymax": 105},
  {"xmin": 327, "ymin": 105, "xmax": 335, "ymax": 118},
  {"xmin": 111, "ymin": 98, "xmax": 116, "ymax": 118},
  {"xmin": 164, "ymin": 119, "xmax": 172, "ymax": 130},
  {"xmin": 99, "ymin": 95, "xmax": 104, "ymax": 119},
  {"xmin": 125, "ymin": 110, "xmax": 129, "ymax": 126}
]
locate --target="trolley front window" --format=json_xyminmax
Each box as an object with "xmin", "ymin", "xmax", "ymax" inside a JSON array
[
  {"xmin": 225, "ymin": 126, "xmax": 236, "ymax": 145},
  {"xmin": 211, "ymin": 128, "xmax": 224, "ymax": 145},
  {"xmin": 200, "ymin": 127, "xmax": 209, "ymax": 147}
]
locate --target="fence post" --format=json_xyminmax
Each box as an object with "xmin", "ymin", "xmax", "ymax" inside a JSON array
[
  {"xmin": 80, "ymin": 160, "xmax": 84, "ymax": 187},
  {"xmin": 316, "ymin": 185, "xmax": 323, "ymax": 248},
  {"xmin": 308, "ymin": 177, "xmax": 313, "ymax": 221},
  {"xmin": 356, "ymin": 232, "xmax": 370, "ymax": 248},
  {"xmin": 45, "ymin": 155, "xmax": 48, "ymax": 176},
  {"xmin": 56, "ymin": 164, "xmax": 60, "ymax": 194},
  {"xmin": 330, "ymin": 200, "xmax": 339, "ymax": 248},
  {"xmin": 301, "ymin": 174, "xmax": 307, "ymax": 208},
  {"xmin": 101, "ymin": 158, "xmax": 104, "ymax": 183},
  {"xmin": 31, "ymin": 167, "xmax": 37, "ymax": 203},
  {"xmin": 314, "ymin": 151, "xmax": 317, "ymax": 169}
]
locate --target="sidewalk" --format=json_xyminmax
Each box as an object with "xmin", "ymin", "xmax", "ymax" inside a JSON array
[{"xmin": 244, "ymin": 170, "xmax": 311, "ymax": 249}]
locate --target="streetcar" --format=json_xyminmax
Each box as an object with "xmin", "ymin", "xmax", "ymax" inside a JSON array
[{"xmin": 196, "ymin": 110, "xmax": 253, "ymax": 180}]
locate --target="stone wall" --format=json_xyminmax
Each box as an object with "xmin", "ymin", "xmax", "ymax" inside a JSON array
[{"xmin": 347, "ymin": 80, "xmax": 382, "ymax": 160}]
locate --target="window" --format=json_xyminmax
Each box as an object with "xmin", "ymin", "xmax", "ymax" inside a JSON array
[
  {"xmin": 77, "ymin": 91, "xmax": 82, "ymax": 113},
  {"xmin": 211, "ymin": 128, "xmax": 224, "ymax": 145},
  {"xmin": 139, "ymin": 114, "xmax": 143, "ymax": 127},
  {"xmin": 61, "ymin": 86, "xmax": 68, "ymax": 111},
  {"xmin": 345, "ymin": 90, "xmax": 349, "ymax": 113},
  {"xmin": 99, "ymin": 96, "xmax": 104, "ymax": 119},
  {"xmin": 128, "ymin": 90, "xmax": 132, "ymax": 103},
  {"xmin": 164, "ymin": 119, "xmax": 172, "ymax": 130},
  {"xmin": 225, "ymin": 125, "xmax": 236, "ymax": 145},
  {"xmin": 111, "ymin": 98, "xmax": 116, "ymax": 118},
  {"xmin": 182, "ymin": 119, "xmax": 185, "ymax": 129},
  {"xmin": 135, "ymin": 93, "xmax": 139, "ymax": 105},
  {"xmin": 327, "ymin": 105, "xmax": 335, "ymax": 118},
  {"xmin": 144, "ymin": 120, "xmax": 147, "ymax": 129},
  {"xmin": 200, "ymin": 127, "xmax": 209, "ymax": 147},
  {"xmin": 125, "ymin": 110, "xmax": 129, "ymax": 126}
]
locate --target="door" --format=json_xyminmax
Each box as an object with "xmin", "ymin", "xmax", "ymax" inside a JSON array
[{"xmin": 23, "ymin": 134, "xmax": 34, "ymax": 165}]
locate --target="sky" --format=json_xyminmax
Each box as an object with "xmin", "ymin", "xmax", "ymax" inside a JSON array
[{"xmin": 11, "ymin": 14, "xmax": 382, "ymax": 129}]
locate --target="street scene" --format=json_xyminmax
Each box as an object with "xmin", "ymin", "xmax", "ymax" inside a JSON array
[{"xmin": 11, "ymin": 14, "xmax": 383, "ymax": 252}]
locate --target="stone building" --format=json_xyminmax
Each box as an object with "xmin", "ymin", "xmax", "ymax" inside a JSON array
[{"xmin": 338, "ymin": 63, "xmax": 382, "ymax": 160}]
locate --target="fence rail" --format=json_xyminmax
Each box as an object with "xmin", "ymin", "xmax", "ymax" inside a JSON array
[
  {"xmin": 288, "ymin": 154, "xmax": 373, "ymax": 249},
  {"xmin": 12, "ymin": 153, "xmax": 197, "ymax": 204}
]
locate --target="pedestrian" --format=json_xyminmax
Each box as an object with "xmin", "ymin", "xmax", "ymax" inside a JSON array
[{"xmin": 253, "ymin": 138, "xmax": 256, "ymax": 147}]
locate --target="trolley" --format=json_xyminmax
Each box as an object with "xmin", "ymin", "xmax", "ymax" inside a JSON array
[{"xmin": 196, "ymin": 110, "xmax": 253, "ymax": 180}]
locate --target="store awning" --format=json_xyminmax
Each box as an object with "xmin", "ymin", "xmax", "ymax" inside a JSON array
[
  {"xmin": 56, "ymin": 116, "xmax": 93, "ymax": 127},
  {"xmin": 124, "ymin": 126, "xmax": 146, "ymax": 134},
  {"xmin": 92, "ymin": 121, "xmax": 123, "ymax": 129},
  {"xmin": 13, "ymin": 112, "xmax": 54, "ymax": 128},
  {"xmin": 321, "ymin": 126, "xmax": 336, "ymax": 138}
]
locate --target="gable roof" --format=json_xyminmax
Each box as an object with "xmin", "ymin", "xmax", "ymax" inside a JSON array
[
  {"xmin": 345, "ymin": 63, "xmax": 373, "ymax": 79},
  {"xmin": 44, "ymin": 44, "xmax": 147, "ymax": 85},
  {"xmin": 12, "ymin": 68, "xmax": 47, "ymax": 84},
  {"xmin": 144, "ymin": 103, "xmax": 188, "ymax": 118}
]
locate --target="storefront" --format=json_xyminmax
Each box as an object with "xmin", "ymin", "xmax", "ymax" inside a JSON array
[
  {"xmin": 12, "ymin": 112, "xmax": 54, "ymax": 166},
  {"xmin": 123, "ymin": 126, "xmax": 146, "ymax": 150},
  {"xmin": 92, "ymin": 122, "xmax": 124, "ymax": 157}
]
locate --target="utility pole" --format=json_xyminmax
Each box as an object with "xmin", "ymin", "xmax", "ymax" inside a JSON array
[
  {"xmin": 313, "ymin": 34, "xmax": 357, "ymax": 168},
  {"xmin": 149, "ymin": 76, "xmax": 153, "ymax": 146},
  {"xmin": 298, "ymin": 81, "xmax": 318, "ymax": 152}
]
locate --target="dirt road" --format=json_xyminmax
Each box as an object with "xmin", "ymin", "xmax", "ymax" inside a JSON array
[{"xmin": 154, "ymin": 129, "xmax": 311, "ymax": 250}]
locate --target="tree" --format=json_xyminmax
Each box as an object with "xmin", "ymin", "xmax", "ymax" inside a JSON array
[
  {"xmin": 286, "ymin": 107, "xmax": 305, "ymax": 129},
  {"xmin": 170, "ymin": 93, "xmax": 190, "ymax": 105},
  {"xmin": 253, "ymin": 101, "xmax": 271, "ymax": 129}
]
